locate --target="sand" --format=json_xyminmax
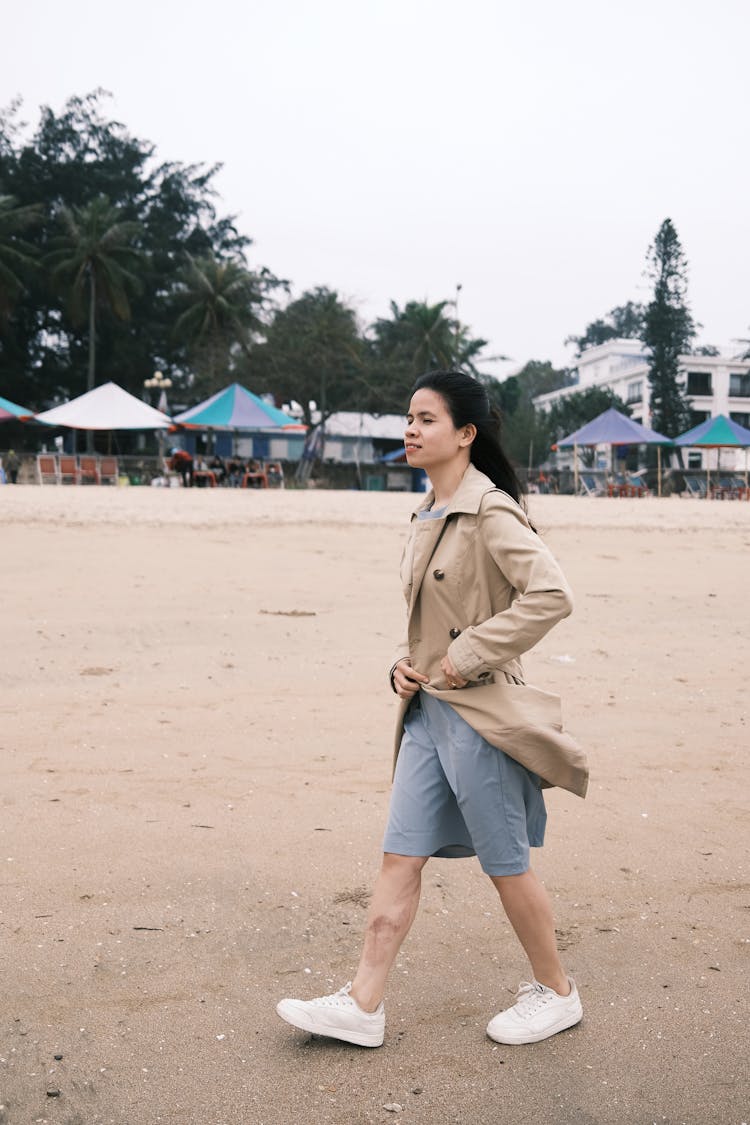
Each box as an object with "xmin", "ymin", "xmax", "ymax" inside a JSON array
[{"xmin": 1, "ymin": 487, "xmax": 748, "ymax": 1125}]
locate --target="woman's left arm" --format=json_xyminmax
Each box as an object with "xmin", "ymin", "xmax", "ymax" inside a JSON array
[{"xmin": 447, "ymin": 495, "xmax": 573, "ymax": 682}]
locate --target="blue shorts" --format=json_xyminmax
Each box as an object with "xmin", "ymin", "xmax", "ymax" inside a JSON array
[{"xmin": 383, "ymin": 691, "xmax": 546, "ymax": 876}]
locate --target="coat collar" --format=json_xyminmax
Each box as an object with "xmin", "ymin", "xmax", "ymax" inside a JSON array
[
  {"xmin": 407, "ymin": 464, "xmax": 501, "ymax": 614},
  {"xmin": 411, "ymin": 462, "xmax": 498, "ymax": 520}
]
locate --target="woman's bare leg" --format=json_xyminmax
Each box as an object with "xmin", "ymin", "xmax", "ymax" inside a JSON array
[
  {"xmin": 349, "ymin": 853, "xmax": 428, "ymax": 1012},
  {"xmin": 490, "ymin": 869, "xmax": 570, "ymax": 995}
]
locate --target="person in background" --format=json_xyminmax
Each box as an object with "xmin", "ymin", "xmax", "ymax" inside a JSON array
[
  {"xmin": 209, "ymin": 454, "xmax": 226, "ymax": 484},
  {"xmin": 5, "ymin": 449, "xmax": 20, "ymax": 483},
  {"xmin": 169, "ymin": 447, "xmax": 194, "ymax": 488},
  {"xmin": 227, "ymin": 457, "xmax": 242, "ymax": 487}
]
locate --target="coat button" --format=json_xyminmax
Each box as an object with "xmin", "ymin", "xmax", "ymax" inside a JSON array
[
  {"xmin": 433, "ymin": 569, "xmax": 445, "ymax": 580},
  {"xmin": 449, "ymin": 627, "xmax": 461, "ymax": 639}
]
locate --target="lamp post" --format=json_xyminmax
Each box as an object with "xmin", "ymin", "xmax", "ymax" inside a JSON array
[
  {"xmin": 144, "ymin": 370, "xmax": 173, "ymax": 464},
  {"xmin": 453, "ymin": 283, "xmax": 462, "ymax": 368}
]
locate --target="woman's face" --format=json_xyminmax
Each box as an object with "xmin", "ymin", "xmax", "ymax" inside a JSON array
[{"xmin": 404, "ymin": 388, "xmax": 473, "ymax": 473}]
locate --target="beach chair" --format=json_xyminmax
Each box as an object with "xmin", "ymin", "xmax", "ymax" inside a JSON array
[
  {"xmin": 241, "ymin": 464, "xmax": 268, "ymax": 488},
  {"xmin": 683, "ymin": 475, "xmax": 707, "ymax": 498},
  {"xmin": 265, "ymin": 461, "xmax": 285, "ymax": 488},
  {"xmin": 627, "ymin": 473, "xmax": 650, "ymax": 497},
  {"xmin": 58, "ymin": 455, "xmax": 79, "ymax": 485},
  {"xmin": 79, "ymin": 455, "xmax": 100, "ymax": 485},
  {"xmin": 37, "ymin": 454, "xmax": 60, "ymax": 485},
  {"xmin": 579, "ymin": 473, "xmax": 605, "ymax": 497},
  {"xmin": 713, "ymin": 475, "xmax": 744, "ymax": 500},
  {"xmin": 99, "ymin": 456, "xmax": 119, "ymax": 485}
]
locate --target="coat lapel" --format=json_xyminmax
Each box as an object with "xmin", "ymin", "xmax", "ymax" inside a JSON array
[
  {"xmin": 405, "ymin": 465, "xmax": 499, "ymax": 613},
  {"xmin": 408, "ymin": 517, "xmax": 449, "ymax": 614}
]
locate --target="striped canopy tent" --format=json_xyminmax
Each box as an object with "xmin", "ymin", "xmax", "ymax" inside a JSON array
[
  {"xmin": 0, "ymin": 393, "xmax": 33, "ymax": 422},
  {"xmin": 555, "ymin": 408, "xmax": 673, "ymax": 495},
  {"xmin": 674, "ymin": 414, "xmax": 750, "ymax": 491},
  {"xmin": 173, "ymin": 383, "xmax": 305, "ymax": 430},
  {"xmin": 173, "ymin": 383, "xmax": 305, "ymax": 454}
]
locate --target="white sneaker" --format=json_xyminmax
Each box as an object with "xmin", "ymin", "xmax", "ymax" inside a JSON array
[
  {"xmin": 486, "ymin": 978, "xmax": 582, "ymax": 1045},
  {"xmin": 276, "ymin": 982, "xmax": 385, "ymax": 1047}
]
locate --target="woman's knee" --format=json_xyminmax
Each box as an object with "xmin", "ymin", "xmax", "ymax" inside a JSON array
[
  {"xmin": 381, "ymin": 852, "xmax": 428, "ymax": 881},
  {"xmin": 488, "ymin": 868, "xmax": 533, "ymax": 892}
]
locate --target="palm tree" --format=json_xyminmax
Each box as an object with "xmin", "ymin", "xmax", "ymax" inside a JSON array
[
  {"xmin": 0, "ymin": 194, "xmax": 42, "ymax": 323},
  {"xmin": 172, "ymin": 255, "xmax": 267, "ymax": 392},
  {"xmin": 393, "ymin": 300, "xmax": 457, "ymax": 372},
  {"xmin": 46, "ymin": 196, "xmax": 144, "ymax": 400}
]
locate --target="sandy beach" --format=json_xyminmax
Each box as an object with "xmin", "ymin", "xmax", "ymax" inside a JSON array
[{"xmin": 1, "ymin": 487, "xmax": 748, "ymax": 1125}]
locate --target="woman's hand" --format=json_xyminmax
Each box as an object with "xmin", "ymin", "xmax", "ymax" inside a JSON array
[
  {"xmin": 440, "ymin": 655, "xmax": 468, "ymax": 690},
  {"xmin": 392, "ymin": 659, "xmax": 430, "ymax": 700}
]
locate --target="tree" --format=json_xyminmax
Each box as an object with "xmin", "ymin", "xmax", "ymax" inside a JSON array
[
  {"xmin": 486, "ymin": 360, "xmax": 575, "ymax": 467},
  {"xmin": 366, "ymin": 299, "xmax": 489, "ymax": 413},
  {"xmin": 0, "ymin": 91, "xmax": 277, "ymax": 413},
  {"xmin": 565, "ymin": 301, "xmax": 646, "ymax": 355},
  {"xmin": 0, "ymin": 194, "xmax": 41, "ymax": 322},
  {"xmin": 248, "ymin": 287, "xmax": 367, "ymax": 427},
  {"xmin": 46, "ymin": 195, "xmax": 144, "ymax": 405},
  {"xmin": 172, "ymin": 254, "xmax": 279, "ymax": 394},
  {"xmin": 545, "ymin": 387, "xmax": 631, "ymax": 445},
  {"xmin": 734, "ymin": 330, "xmax": 750, "ymax": 360},
  {"xmin": 643, "ymin": 219, "xmax": 695, "ymax": 437}
]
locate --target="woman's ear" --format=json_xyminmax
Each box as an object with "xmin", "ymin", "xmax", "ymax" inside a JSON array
[{"xmin": 459, "ymin": 423, "xmax": 477, "ymax": 448}]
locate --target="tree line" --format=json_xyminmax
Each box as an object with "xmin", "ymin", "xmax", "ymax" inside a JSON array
[
  {"xmin": 0, "ymin": 91, "xmax": 724, "ymax": 463},
  {"xmin": 0, "ymin": 93, "xmax": 487, "ymax": 430}
]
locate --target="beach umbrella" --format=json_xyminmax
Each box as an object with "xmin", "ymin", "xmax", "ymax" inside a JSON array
[
  {"xmin": 673, "ymin": 413, "xmax": 750, "ymax": 447},
  {"xmin": 0, "ymin": 393, "xmax": 33, "ymax": 422},
  {"xmin": 674, "ymin": 414, "xmax": 750, "ymax": 494},
  {"xmin": 555, "ymin": 408, "xmax": 673, "ymax": 495},
  {"xmin": 173, "ymin": 383, "xmax": 305, "ymax": 431},
  {"xmin": 34, "ymin": 382, "xmax": 172, "ymax": 430}
]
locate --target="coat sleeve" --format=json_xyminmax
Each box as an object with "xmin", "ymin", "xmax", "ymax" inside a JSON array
[{"xmin": 447, "ymin": 494, "xmax": 573, "ymax": 680}]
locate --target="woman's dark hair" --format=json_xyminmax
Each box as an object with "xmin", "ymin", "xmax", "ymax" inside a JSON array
[{"xmin": 411, "ymin": 369, "xmax": 526, "ymax": 508}]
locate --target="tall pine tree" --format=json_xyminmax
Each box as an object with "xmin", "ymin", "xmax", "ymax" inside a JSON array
[{"xmin": 643, "ymin": 219, "xmax": 695, "ymax": 436}]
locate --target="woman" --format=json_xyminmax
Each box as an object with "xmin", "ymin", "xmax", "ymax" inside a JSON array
[{"xmin": 277, "ymin": 371, "xmax": 588, "ymax": 1048}]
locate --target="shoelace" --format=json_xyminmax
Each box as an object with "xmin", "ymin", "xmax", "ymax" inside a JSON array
[
  {"xmin": 311, "ymin": 982, "xmax": 355, "ymax": 1009},
  {"xmin": 511, "ymin": 980, "xmax": 551, "ymax": 1016}
]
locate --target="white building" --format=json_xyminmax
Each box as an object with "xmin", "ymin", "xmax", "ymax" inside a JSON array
[
  {"xmin": 317, "ymin": 411, "xmax": 405, "ymax": 464},
  {"xmin": 534, "ymin": 340, "xmax": 750, "ymax": 470}
]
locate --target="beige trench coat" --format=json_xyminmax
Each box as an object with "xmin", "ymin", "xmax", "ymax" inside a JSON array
[{"xmin": 391, "ymin": 463, "xmax": 588, "ymax": 798}]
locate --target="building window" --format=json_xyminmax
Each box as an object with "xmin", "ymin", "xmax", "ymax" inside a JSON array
[
  {"xmin": 688, "ymin": 410, "xmax": 710, "ymax": 428},
  {"xmin": 686, "ymin": 371, "xmax": 712, "ymax": 396},
  {"xmin": 730, "ymin": 412, "xmax": 750, "ymax": 428},
  {"xmin": 626, "ymin": 380, "xmax": 643, "ymax": 404},
  {"xmin": 729, "ymin": 372, "xmax": 750, "ymax": 397},
  {"xmin": 687, "ymin": 451, "xmax": 702, "ymax": 469}
]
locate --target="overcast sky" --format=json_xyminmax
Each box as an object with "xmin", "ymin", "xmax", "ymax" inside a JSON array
[{"xmin": 3, "ymin": 0, "xmax": 748, "ymax": 377}]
